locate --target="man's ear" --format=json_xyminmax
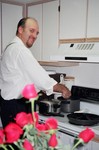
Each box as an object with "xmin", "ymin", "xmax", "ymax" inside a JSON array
[{"xmin": 18, "ymin": 26, "xmax": 23, "ymax": 34}]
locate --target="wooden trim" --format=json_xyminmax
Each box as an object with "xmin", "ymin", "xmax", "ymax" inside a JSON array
[
  {"xmin": 0, "ymin": 0, "xmax": 25, "ymax": 6},
  {"xmin": 59, "ymin": 37, "xmax": 99, "ymax": 44},
  {"xmin": 59, "ymin": 38, "xmax": 85, "ymax": 44},
  {"xmin": 85, "ymin": 38, "xmax": 99, "ymax": 42},
  {"xmin": 38, "ymin": 61, "xmax": 79, "ymax": 67},
  {"xmin": 93, "ymin": 135, "xmax": 99, "ymax": 143},
  {"xmin": 26, "ymin": 0, "xmax": 56, "ymax": 6}
]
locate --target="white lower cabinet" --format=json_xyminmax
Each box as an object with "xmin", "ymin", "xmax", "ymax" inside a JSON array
[
  {"xmin": 58, "ymin": 130, "xmax": 97, "ymax": 150},
  {"xmin": 39, "ymin": 116, "xmax": 99, "ymax": 150},
  {"xmin": 57, "ymin": 130, "xmax": 76, "ymax": 149},
  {"xmin": 91, "ymin": 141, "xmax": 99, "ymax": 150},
  {"xmin": 57, "ymin": 130, "xmax": 73, "ymax": 149}
]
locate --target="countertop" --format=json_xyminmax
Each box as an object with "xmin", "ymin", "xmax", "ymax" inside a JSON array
[{"xmin": 39, "ymin": 112, "xmax": 99, "ymax": 143}]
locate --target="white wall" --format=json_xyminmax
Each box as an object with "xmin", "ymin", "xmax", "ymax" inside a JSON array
[{"xmin": 43, "ymin": 63, "xmax": 99, "ymax": 89}]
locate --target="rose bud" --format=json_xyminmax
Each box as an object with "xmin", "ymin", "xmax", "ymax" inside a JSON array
[
  {"xmin": 22, "ymin": 84, "xmax": 38, "ymax": 100},
  {"xmin": 48, "ymin": 133, "xmax": 58, "ymax": 148},
  {"xmin": 79, "ymin": 128, "xmax": 95, "ymax": 143}
]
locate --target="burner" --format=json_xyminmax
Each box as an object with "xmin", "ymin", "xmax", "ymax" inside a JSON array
[{"xmin": 67, "ymin": 113, "xmax": 99, "ymax": 126}]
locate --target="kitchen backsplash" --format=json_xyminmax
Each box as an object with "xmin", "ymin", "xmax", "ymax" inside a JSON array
[{"xmin": 43, "ymin": 62, "xmax": 99, "ymax": 89}]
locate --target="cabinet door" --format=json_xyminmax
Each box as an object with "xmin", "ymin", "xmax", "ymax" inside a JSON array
[
  {"xmin": 58, "ymin": 131, "xmax": 71, "ymax": 146},
  {"xmin": 57, "ymin": 130, "xmax": 76, "ymax": 149},
  {"xmin": 91, "ymin": 141, "xmax": 99, "ymax": 150},
  {"xmin": 42, "ymin": 0, "xmax": 59, "ymax": 61},
  {"xmin": 0, "ymin": 2, "xmax": 1, "ymax": 58},
  {"xmin": 27, "ymin": 4, "xmax": 42, "ymax": 61},
  {"xmin": 87, "ymin": 0, "xmax": 99, "ymax": 38},
  {"xmin": 2, "ymin": 3, "xmax": 23, "ymax": 51},
  {"xmin": 77, "ymin": 143, "xmax": 92, "ymax": 150},
  {"xmin": 59, "ymin": 0, "xmax": 87, "ymax": 40},
  {"xmin": 58, "ymin": 130, "xmax": 92, "ymax": 150}
]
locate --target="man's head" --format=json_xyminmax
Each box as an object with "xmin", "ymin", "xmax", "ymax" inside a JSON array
[{"xmin": 16, "ymin": 17, "xmax": 39, "ymax": 48}]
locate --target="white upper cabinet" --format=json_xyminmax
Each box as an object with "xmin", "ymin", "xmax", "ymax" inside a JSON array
[
  {"xmin": 42, "ymin": 0, "xmax": 59, "ymax": 61},
  {"xmin": 59, "ymin": 0, "xmax": 87, "ymax": 40},
  {"xmin": 27, "ymin": 4, "xmax": 42, "ymax": 61},
  {"xmin": 87, "ymin": 0, "xmax": 99, "ymax": 39},
  {"xmin": 59, "ymin": 0, "xmax": 99, "ymax": 43},
  {"xmin": 2, "ymin": 2, "xmax": 23, "ymax": 51}
]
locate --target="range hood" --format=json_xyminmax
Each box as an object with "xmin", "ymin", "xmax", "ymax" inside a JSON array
[{"xmin": 50, "ymin": 43, "xmax": 99, "ymax": 63}]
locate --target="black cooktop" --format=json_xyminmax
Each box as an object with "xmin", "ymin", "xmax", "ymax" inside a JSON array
[
  {"xmin": 67, "ymin": 86, "xmax": 99, "ymax": 126},
  {"xmin": 71, "ymin": 85, "xmax": 99, "ymax": 104}
]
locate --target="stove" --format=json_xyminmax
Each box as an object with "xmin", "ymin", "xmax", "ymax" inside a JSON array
[
  {"xmin": 71, "ymin": 85, "xmax": 99, "ymax": 114},
  {"xmin": 39, "ymin": 86, "xmax": 99, "ymax": 138},
  {"xmin": 39, "ymin": 86, "xmax": 99, "ymax": 126},
  {"xmin": 71, "ymin": 85, "xmax": 99, "ymax": 104},
  {"xmin": 67, "ymin": 86, "xmax": 99, "ymax": 126}
]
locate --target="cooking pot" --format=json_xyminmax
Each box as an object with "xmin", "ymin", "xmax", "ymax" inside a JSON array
[
  {"xmin": 38, "ymin": 99, "xmax": 61, "ymax": 115},
  {"xmin": 58, "ymin": 97, "xmax": 80, "ymax": 113}
]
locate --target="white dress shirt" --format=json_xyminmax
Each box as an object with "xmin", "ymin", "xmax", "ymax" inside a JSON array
[{"xmin": 0, "ymin": 36, "xmax": 57, "ymax": 100}]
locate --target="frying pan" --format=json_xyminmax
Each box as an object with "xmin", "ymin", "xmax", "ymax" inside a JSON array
[{"xmin": 67, "ymin": 113, "xmax": 99, "ymax": 126}]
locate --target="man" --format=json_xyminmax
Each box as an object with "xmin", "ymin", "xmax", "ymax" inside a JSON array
[{"xmin": 0, "ymin": 17, "xmax": 71, "ymax": 127}]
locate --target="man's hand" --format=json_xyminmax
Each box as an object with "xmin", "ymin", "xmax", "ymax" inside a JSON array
[{"xmin": 53, "ymin": 83, "xmax": 71, "ymax": 99}]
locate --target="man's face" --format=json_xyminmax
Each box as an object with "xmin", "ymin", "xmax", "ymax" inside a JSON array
[{"xmin": 19, "ymin": 19, "xmax": 39, "ymax": 48}]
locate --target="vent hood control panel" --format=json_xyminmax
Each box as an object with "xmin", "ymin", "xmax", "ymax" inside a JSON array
[
  {"xmin": 75, "ymin": 43, "xmax": 94, "ymax": 50},
  {"xmin": 50, "ymin": 43, "xmax": 99, "ymax": 63}
]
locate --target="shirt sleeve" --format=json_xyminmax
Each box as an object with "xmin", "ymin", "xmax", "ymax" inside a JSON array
[{"xmin": 16, "ymin": 47, "xmax": 57, "ymax": 95}]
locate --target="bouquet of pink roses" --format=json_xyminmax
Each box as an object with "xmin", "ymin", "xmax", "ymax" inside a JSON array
[{"xmin": 0, "ymin": 84, "xmax": 95, "ymax": 150}]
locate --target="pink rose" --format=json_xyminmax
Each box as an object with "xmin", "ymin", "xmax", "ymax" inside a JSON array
[
  {"xmin": 15, "ymin": 112, "xmax": 29, "ymax": 127},
  {"xmin": 27, "ymin": 113, "xmax": 34, "ymax": 124},
  {"xmin": 48, "ymin": 133, "xmax": 58, "ymax": 148},
  {"xmin": 45, "ymin": 117, "xmax": 58, "ymax": 130},
  {"xmin": 22, "ymin": 84, "xmax": 38, "ymax": 99},
  {"xmin": 0, "ymin": 129, "xmax": 5, "ymax": 144},
  {"xmin": 23, "ymin": 139, "xmax": 35, "ymax": 150},
  {"xmin": 36, "ymin": 123, "xmax": 47, "ymax": 131},
  {"xmin": 79, "ymin": 128, "xmax": 95, "ymax": 143},
  {"xmin": 15, "ymin": 112, "xmax": 39, "ymax": 127},
  {"xmin": 4, "ymin": 123, "xmax": 23, "ymax": 143}
]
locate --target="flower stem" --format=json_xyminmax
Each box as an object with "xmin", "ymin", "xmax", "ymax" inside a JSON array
[
  {"xmin": 8, "ymin": 145, "xmax": 14, "ymax": 150},
  {"xmin": 0, "ymin": 145, "xmax": 8, "ymax": 150},
  {"xmin": 71, "ymin": 139, "xmax": 83, "ymax": 150},
  {"xmin": 31, "ymin": 98, "xmax": 36, "ymax": 127}
]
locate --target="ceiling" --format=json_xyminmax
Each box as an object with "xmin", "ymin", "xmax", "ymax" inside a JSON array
[
  {"xmin": 2, "ymin": 0, "xmax": 42, "ymax": 3},
  {"xmin": 13, "ymin": 0, "xmax": 39, "ymax": 2},
  {"xmin": 1, "ymin": 0, "xmax": 54, "ymax": 4}
]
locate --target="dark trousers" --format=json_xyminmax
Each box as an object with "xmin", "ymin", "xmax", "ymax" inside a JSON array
[{"xmin": 0, "ymin": 96, "xmax": 31, "ymax": 128}]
